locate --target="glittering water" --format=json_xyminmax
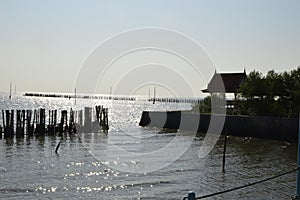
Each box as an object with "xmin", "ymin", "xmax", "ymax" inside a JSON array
[{"xmin": 0, "ymin": 93, "xmax": 297, "ymax": 199}]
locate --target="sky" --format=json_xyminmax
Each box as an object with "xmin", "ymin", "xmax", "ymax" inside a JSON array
[{"xmin": 0, "ymin": 0, "xmax": 299, "ymax": 97}]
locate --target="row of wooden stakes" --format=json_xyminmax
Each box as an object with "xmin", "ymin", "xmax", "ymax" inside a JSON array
[{"xmin": 0, "ymin": 106, "xmax": 109, "ymax": 139}]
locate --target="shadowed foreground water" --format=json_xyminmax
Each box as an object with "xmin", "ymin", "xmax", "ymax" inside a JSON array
[{"xmin": 0, "ymin": 94, "xmax": 297, "ymax": 199}]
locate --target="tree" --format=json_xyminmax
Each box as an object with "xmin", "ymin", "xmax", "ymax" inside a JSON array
[
  {"xmin": 289, "ymin": 67, "xmax": 300, "ymax": 117},
  {"xmin": 240, "ymin": 70, "xmax": 266, "ymax": 99},
  {"xmin": 237, "ymin": 67, "xmax": 300, "ymax": 117},
  {"xmin": 238, "ymin": 70, "xmax": 268, "ymax": 116},
  {"xmin": 192, "ymin": 93, "xmax": 226, "ymax": 114}
]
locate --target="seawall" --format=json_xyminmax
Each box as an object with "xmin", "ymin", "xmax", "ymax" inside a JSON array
[{"xmin": 139, "ymin": 111, "xmax": 299, "ymax": 142}]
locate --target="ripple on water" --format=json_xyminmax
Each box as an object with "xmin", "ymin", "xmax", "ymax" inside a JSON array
[{"xmin": 0, "ymin": 95, "xmax": 297, "ymax": 199}]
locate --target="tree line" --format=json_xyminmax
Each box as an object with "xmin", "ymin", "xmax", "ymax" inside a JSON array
[
  {"xmin": 238, "ymin": 67, "xmax": 300, "ymax": 117},
  {"xmin": 194, "ymin": 67, "xmax": 300, "ymax": 118}
]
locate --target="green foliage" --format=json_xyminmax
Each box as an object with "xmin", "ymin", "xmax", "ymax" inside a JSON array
[
  {"xmin": 192, "ymin": 93, "xmax": 226, "ymax": 114},
  {"xmin": 238, "ymin": 70, "xmax": 266, "ymax": 99},
  {"xmin": 196, "ymin": 95, "xmax": 211, "ymax": 113},
  {"xmin": 238, "ymin": 67, "xmax": 300, "ymax": 117},
  {"xmin": 192, "ymin": 67, "xmax": 300, "ymax": 118}
]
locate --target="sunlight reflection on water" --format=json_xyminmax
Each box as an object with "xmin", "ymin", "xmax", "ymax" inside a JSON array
[{"xmin": 0, "ymin": 93, "xmax": 297, "ymax": 199}]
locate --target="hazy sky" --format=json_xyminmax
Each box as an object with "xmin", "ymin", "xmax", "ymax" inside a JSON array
[{"xmin": 0, "ymin": 0, "xmax": 299, "ymax": 96}]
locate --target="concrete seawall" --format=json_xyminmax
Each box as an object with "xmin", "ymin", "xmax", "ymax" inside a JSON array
[{"xmin": 139, "ymin": 111, "xmax": 299, "ymax": 142}]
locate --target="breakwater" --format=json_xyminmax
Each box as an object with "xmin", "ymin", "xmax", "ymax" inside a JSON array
[
  {"xmin": 24, "ymin": 92, "xmax": 136, "ymax": 101},
  {"xmin": 24, "ymin": 93, "xmax": 202, "ymax": 103},
  {"xmin": 139, "ymin": 111, "xmax": 299, "ymax": 141}
]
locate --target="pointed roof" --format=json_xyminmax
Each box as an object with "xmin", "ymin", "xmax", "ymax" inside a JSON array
[{"xmin": 202, "ymin": 70, "xmax": 247, "ymax": 93}]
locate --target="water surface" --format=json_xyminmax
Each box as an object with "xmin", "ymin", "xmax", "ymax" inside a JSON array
[{"xmin": 0, "ymin": 93, "xmax": 297, "ymax": 199}]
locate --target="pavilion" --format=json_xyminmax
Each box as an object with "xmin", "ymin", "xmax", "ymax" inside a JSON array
[{"xmin": 202, "ymin": 69, "xmax": 247, "ymax": 95}]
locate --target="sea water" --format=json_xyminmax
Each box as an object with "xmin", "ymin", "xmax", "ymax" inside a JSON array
[{"xmin": 0, "ymin": 93, "xmax": 297, "ymax": 199}]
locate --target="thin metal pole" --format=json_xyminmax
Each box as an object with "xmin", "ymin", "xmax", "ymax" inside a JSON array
[
  {"xmin": 74, "ymin": 88, "xmax": 77, "ymax": 105},
  {"xmin": 222, "ymin": 131, "xmax": 228, "ymax": 173},
  {"xmin": 296, "ymin": 114, "xmax": 300, "ymax": 199},
  {"xmin": 9, "ymin": 82, "xmax": 12, "ymax": 99},
  {"xmin": 153, "ymin": 86, "xmax": 156, "ymax": 104}
]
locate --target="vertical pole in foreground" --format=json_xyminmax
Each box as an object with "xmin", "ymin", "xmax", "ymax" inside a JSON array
[
  {"xmin": 296, "ymin": 114, "xmax": 300, "ymax": 199},
  {"xmin": 222, "ymin": 131, "xmax": 228, "ymax": 173}
]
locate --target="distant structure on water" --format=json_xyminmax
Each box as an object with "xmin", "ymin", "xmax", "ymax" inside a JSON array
[{"xmin": 23, "ymin": 92, "xmax": 202, "ymax": 103}]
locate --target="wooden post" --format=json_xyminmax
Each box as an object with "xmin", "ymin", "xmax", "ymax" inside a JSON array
[
  {"xmin": 55, "ymin": 141, "xmax": 61, "ymax": 154},
  {"xmin": 22, "ymin": 110, "xmax": 25, "ymax": 136},
  {"xmin": 26, "ymin": 110, "xmax": 34, "ymax": 137},
  {"xmin": 9, "ymin": 110, "xmax": 14, "ymax": 137},
  {"xmin": 41, "ymin": 109, "xmax": 45, "ymax": 132},
  {"xmin": 69, "ymin": 108, "xmax": 76, "ymax": 134},
  {"xmin": 94, "ymin": 105, "xmax": 109, "ymax": 132},
  {"xmin": 95, "ymin": 105, "xmax": 100, "ymax": 124},
  {"xmin": 3, "ymin": 110, "xmax": 8, "ymax": 138},
  {"xmin": 34, "ymin": 109, "xmax": 38, "ymax": 135},
  {"xmin": 2, "ymin": 110, "xmax": 6, "ymax": 137},
  {"xmin": 16, "ymin": 110, "xmax": 25, "ymax": 138},
  {"xmin": 84, "ymin": 107, "xmax": 92, "ymax": 132},
  {"xmin": 78, "ymin": 110, "xmax": 83, "ymax": 127},
  {"xmin": 48, "ymin": 110, "xmax": 51, "ymax": 128},
  {"xmin": 104, "ymin": 108, "xmax": 108, "ymax": 130},
  {"xmin": 40, "ymin": 108, "xmax": 45, "ymax": 135},
  {"xmin": 35, "ymin": 109, "xmax": 45, "ymax": 136},
  {"xmin": 47, "ymin": 110, "xmax": 55, "ymax": 135},
  {"xmin": 59, "ymin": 110, "xmax": 68, "ymax": 134},
  {"xmin": 33, "ymin": 109, "xmax": 37, "ymax": 134},
  {"xmin": 16, "ymin": 110, "xmax": 20, "ymax": 137},
  {"xmin": 3, "ymin": 110, "xmax": 14, "ymax": 138},
  {"xmin": 54, "ymin": 110, "xmax": 57, "ymax": 126}
]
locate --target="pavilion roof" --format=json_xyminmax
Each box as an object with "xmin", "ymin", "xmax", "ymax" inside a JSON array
[{"xmin": 202, "ymin": 71, "xmax": 247, "ymax": 93}]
